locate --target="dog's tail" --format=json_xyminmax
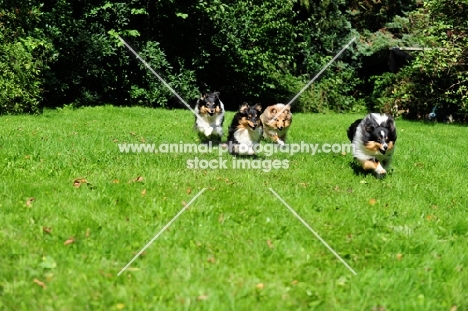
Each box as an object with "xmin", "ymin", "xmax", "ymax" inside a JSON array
[{"xmin": 347, "ymin": 119, "xmax": 362, "ymax": 142}]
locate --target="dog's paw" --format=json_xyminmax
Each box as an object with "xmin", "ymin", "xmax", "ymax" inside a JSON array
[
  {"xmin": 277, "ymin": 139, "xmax": 285, "ymax": 146},
  {"xmin": 375, "ymin": 166, "xmax": 387, "ymax": 175},
  {"xmin": 204, "ymin": 127, "xmax": 213, "ymax": 136}
]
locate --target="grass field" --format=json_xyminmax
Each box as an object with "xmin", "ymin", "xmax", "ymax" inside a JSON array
[{"xmin": 1, "ymin": 105, "xmax": 467, "ymax": 310}]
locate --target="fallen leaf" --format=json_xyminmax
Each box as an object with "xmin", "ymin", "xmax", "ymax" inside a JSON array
[
  {"xmin": 85, "ymin": 228, "xmax": 90, "ymax": 238},
  {"xmin": 141, "ymin": 189, "xmax": 146, "ymax": 196},
  {"xmin": 64, "ymin": 237, "xmax": 75, "ymax": 245},
  {"xmin": 111, "ymin": 179, "xmax": 120, "ymax": 184},
  {"xmin": 197, "ymin": 295, "xmax": 208, "ymax": 301},
  {"xmin": 116, "ymin": 303, "xmax": 125, "ymax": 310},
  {"xmin": 369, "ymin": 198, "xmax": 377, "ymax": 205},
  {"xmin": 73, "ymin": 178, "xmax": 87, "ymax": 188},
  {"xmin": 43, "ymin": 227, "xmax": 52, "ymax": 234},
  {"xmin": 186, "ymin": 188, "xmax": 192, "ymax": 195},
  {"xmin": 256, "ymin": 283, "xmax": 264, "ymax": 290},
  {"xmin": 291, "ymin": 280, "xmax": 298, "ymax": 285},
  {"xmin": 182, "ymin": 201, "xmax": 187, "ymax": 207},
  {"xmin": 33, "ymin": 278, "xmax": 46, "ymax": 288},
  {"xmin": 207, "ymin": 256, "xmax": 215, "ymax": 263},
  {"xmin": 347, "ymin": 188, "xmax": 353, "ymax": 193},
  {"xmin": 266, "ymin": 240, "xmax": 274, "ymax": 249},
  {"xmin": 26, "ymin": 197, "xmax": 36, "ymax": 207},
  {"xmin": 396, "ymin": 254, "xmax": 403, "ymax": 260},
  {"xmin": 130, "ymin": 132, "xmax": 136, "ymax": 136},
  {"xmin": 129, "ymin": 176, "xmax": 144, "ymax": 183},
  {"xmin": 360, "ymin": 180, "xmax": 368, "ymax": 184},
  {"xmin": 334, "ymin": 185, "xmax": 339, "ymax": 191},
  {"xmin": 218, "ymin": 214, "xmax": 224, "ymax": 223},
  {"xmin": 450, "ymin": 305, "xmax": 458, "ymax": 311}
]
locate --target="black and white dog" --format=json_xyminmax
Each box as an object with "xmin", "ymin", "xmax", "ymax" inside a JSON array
[
  {"xmin": 227, "ymin": 103, "xmax": 263, "ymax": 155},
  {"xmin": 194, "ymin": 91, "xmax": 225, "ymax": 143},
  {"xmin": 347, "ymin": 113, "xmax": 397, "ymax": 175}
]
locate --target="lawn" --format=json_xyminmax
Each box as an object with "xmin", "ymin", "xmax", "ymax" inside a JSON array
[{"xmin": 1, "ymin": 106, "xmax": 467, "ymax": 310}]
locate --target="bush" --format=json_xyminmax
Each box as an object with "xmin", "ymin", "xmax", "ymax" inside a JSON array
[
  {"xmin": 0, "ymin": 3, "xmax": 53, "ymax": 114},
  {"xmin": 370, "ymin": 0, "xmax": 468, "ymax": 121}
]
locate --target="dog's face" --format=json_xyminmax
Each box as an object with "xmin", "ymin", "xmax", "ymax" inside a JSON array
[
  {"xmin": 198, "ymin": 92, "xmax": 222, "ymax": 116},
  {"xmin": 363, "ymin": 116, "xmax": 397, "ymax": 155},
  {"xmin": 238, "ymin": 103, "xmax": 262, "ymax": 130},
  {"xmin": 264, "ymin": 105, "xmax": 292, "ymax": 131}
]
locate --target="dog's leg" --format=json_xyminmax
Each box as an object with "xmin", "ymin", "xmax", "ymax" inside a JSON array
[
  {"xmin": 359, "ymin": 159, "xmax": 386, "ymax": 174},
  {"xmin": 374, "ymin": 162, "xmax": 387, "ymax": 175},
  {"xmin": 278, "ymin": 134, "xmax": 287, "ymax": 145}
]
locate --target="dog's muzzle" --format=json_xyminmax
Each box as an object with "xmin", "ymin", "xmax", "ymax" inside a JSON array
[{"xmin": 380, "ymin": 143, "xmax": 388, "ymax": 154}]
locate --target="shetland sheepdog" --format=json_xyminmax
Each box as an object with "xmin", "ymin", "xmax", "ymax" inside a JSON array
[
  {"xmin": 347, "ymin": 113, "xmax": 397, "ymax": 175},
  {"xmin": 194, "ymin": 91, "xmax": 225, "ymax": 143},
  {"xmin": 259, "ymin": 103, "xmax": 292, "ymax": 145},
  {"xmin": 227, "ymin": 103, "xmax": 263, "ymax": 155}
]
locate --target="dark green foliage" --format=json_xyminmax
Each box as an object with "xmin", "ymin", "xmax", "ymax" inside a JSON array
[
  {"xmin": 0, "ymin": 2, "xmax": 54, "ymax": 114},
  {"xmin": 1, "ymin": 0, "xmax": 467, "ymax": 120},
  {"xmin": 369, "ymin": 0, "xmax": 468, "ymax": 121}
]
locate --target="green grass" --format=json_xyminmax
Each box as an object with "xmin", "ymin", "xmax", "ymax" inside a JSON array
[{"xmin": 1, "ymin": 105, "xmax": 467, "ymax": 310}]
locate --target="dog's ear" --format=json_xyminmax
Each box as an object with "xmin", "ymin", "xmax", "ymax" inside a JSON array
[
  {"xmin": 385, "ymin": 117, "xmax": 397, "ymax": 141},
  {"xmin": 239, "ymin": 102, "xmax": 250, "ymax": 113},
  {"xmin": 270, "ymin": 108, "xmax": 277, "ymax": 115},
  {"xmin": 200, "ymin": 93, "xmax": 207, "ymax": 99},
  {"xmin": 213, "ymin": 91, "xmax": 220, "ymax": 98},
  {"xmin": 385, "ymin": 117, "xmax": 396, "ymax": 132},
  {"xmin": 254, "ymin": 104, "xmax": 262, "ymax": 112},
  {"xmin": 363, "ymin": 115, "xmax": 378, "ymax": 133}
]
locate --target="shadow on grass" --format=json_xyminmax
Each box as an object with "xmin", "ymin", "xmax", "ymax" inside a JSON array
[{"xmin": 348, "ymin": 161, "xmax": 393, "ymax": 179}]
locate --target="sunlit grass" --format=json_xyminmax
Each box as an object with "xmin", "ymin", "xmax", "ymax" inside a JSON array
[{"xmin": 0, "ymin": 106, "xmax": 467, "ymax": 310}]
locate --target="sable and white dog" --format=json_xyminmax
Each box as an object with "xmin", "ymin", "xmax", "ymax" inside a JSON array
[
  {"xmin": 259, "ymin": 103, "xmax": 292, "ymax": 145},
  {"xmin": 194, "ymin": 91, "xmax": 225, "ymax": 143},
  {"xmin": 227, "ymin": 103, "xmax": 263, "ymax": 155},
  {"xmin": 347, "ymin": 113, "xmax": 397, "ymax": 175}
]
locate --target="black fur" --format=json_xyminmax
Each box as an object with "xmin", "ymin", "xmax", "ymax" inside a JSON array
[
  {"xmin": 227, "ymin": 103, "xmax": 262, "ymax": 143},
  {"xmin": 196, "ymin": 91, "xmax": 222, "ymax": 117},
  {"xmin": 347, "ymin": 118, "xmax": 362, "ymax": 142}
]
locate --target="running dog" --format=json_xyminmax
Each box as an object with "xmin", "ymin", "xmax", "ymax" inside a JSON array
[
  {"xmin": 259, "ymin": 103, "xmax": 292, "ymax": 145},
  {"xmin": 194, "ymin": 91, "xmax": 225, "ymax": 143},
  {"xmin": 227, "ymin": 103, "xmax": 263, "ymax": 155},
  {"xmin": 347, "ymin": 113, "xmax": 397, "ymax": 175}
]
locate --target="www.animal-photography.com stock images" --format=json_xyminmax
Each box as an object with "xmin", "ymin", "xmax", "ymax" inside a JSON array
[{"xmin": 1, "ymin": 1, "xmax": 467, "ymax": 310}]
